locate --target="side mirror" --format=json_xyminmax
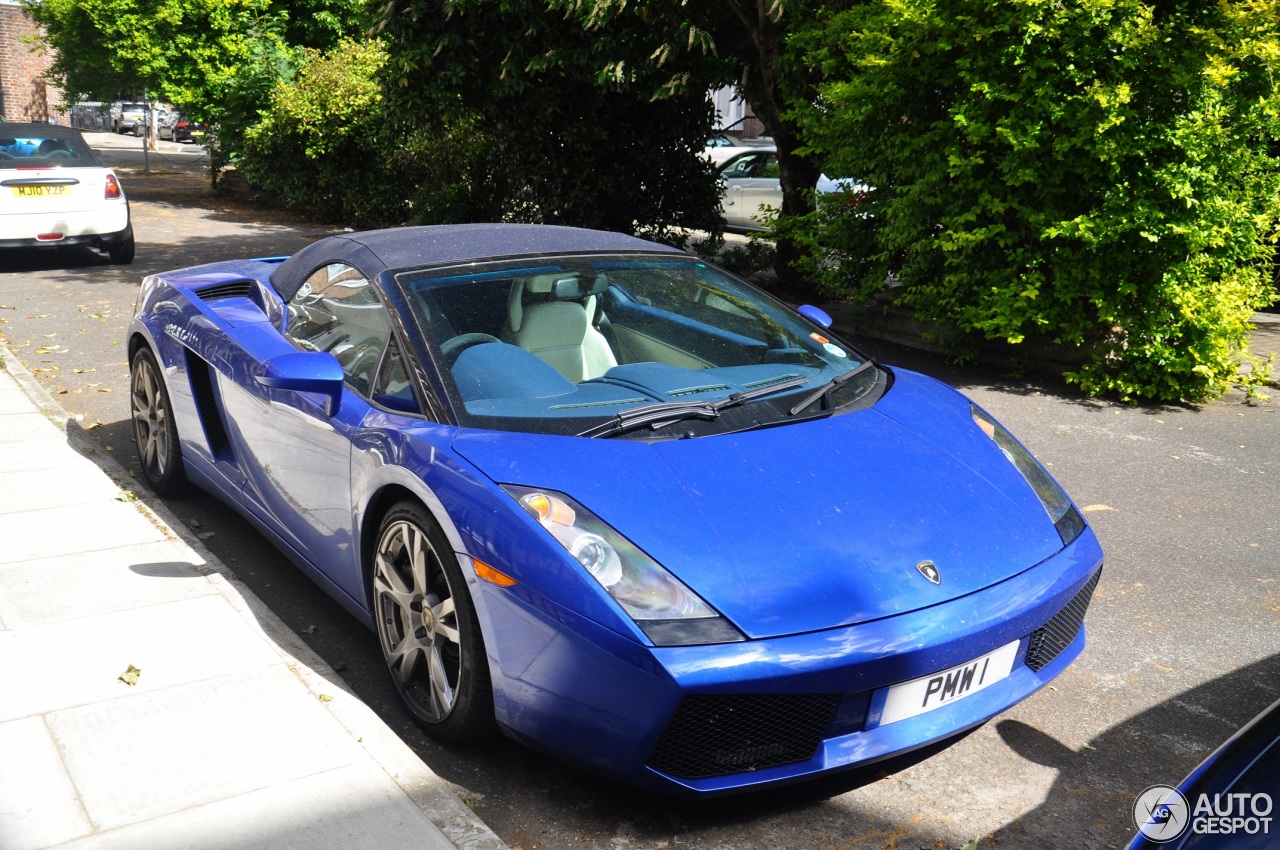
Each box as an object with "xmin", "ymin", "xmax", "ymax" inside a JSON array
[
  {"xmin": 254, "ymin": 351, "xmax": 344, "ymax": 417},
  {"xmin": 798, "ymin": 304, "xmax": 833, "ymax": 329}
]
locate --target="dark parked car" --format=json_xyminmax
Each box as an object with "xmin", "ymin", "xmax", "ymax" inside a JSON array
[{"xmin": 159, "ymin": 115, "xmax": 207, "ymax": 144}]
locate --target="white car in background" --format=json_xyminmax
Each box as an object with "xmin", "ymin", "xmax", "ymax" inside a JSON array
[
  {"xmin": 0, "ymin": 123, "xmax": 135, "ymax": 263},
  {"xmin": 718, "ymin": 147, "xmax": 867, "ymax": 231}
]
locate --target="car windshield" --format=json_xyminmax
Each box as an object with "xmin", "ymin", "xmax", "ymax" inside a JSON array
[
  {"xmin": 0, "ymin": 132, "xmax": 93, "ymax": 167},
  {"xmin": 396, "ymin": 253, "xmax": 882, "ymax": 438}
]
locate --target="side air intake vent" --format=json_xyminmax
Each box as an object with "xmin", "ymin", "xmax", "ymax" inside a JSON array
[
  {"xmin": 195, "ymin": 280, "xmax": 255, "ymax": 302},
  {"xmin": 183, "ymin": 351, "xmax": 231, "ymax": 458}
]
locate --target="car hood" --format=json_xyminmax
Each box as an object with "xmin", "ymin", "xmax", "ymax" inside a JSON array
[{"xmin": 452, "ymin": 371, "xmax": 1065, "ymax": 640}]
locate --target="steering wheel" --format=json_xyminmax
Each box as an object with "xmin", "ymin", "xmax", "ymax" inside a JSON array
[{"xmin": 440, "ymin": 333, "xmax": 502, "ymax": 363}]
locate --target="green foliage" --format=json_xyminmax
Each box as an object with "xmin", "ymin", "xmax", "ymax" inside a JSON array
[
  {"xmin": 240, "ymin": 39, "xmax": 400, "ymax": 225},
  {"xmin": 792, "ymin": 0, "xmax": 1280, "ymax": 402},
  {"xmin": 24, "ymin": 0, "xmax": 269, "ymax": 106},
  {"xmin": 372, "ymin": 0, "xmax": 727, "ymax": 239},
  {"xmin": 702, "ymin": 237, "xmax": 778, "ymax": 280},
  {"xmin": 27, "ymin": 0, "xmax": 369, "ymax": 180},
  {"xmin": 542, "ymin": 0, "xmax": 833, "ymax": 292}
]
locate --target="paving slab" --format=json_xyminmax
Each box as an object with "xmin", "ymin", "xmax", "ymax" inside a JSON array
[
  {"xmin": 0, "ymin": 541, "xmax": 213, "ymax": 629},
  {"xmin": 54, "ymin": 763, "xmax": 459, "ymax": 850},
  {"xmin": 0, "ymin": 716, "xmax": 93, "ymax": 850},
  {"xmin": 0, "ymin": 500, "xmax": 170, "ymax": 564},
  {"xmin": 47, "ymin": 666, "xmax": 365, "ymax": 831}
]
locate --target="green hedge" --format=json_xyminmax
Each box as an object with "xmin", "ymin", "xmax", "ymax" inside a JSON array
[{"xmin": 791, "ymin": 0, "xmax": 1280, "ymax": 402}]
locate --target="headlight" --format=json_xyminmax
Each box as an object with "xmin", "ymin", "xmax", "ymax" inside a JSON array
[
  {"xmin": 971, "ymin": 405, "xmax": 1085, "ymax": 545},
  {"xmin": 502, "ymin": 485, "xmax": 745, "ymax": 646}
]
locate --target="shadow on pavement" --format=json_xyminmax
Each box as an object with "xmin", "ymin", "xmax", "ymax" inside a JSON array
[{"xmin": 989, "ymin": 653, "xmax": 1280, "ymax": 848}]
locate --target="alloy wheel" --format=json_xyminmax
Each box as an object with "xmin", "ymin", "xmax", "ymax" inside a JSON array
[{"xmin": 373, "ymin": 518, "xmax": 462, "ymax": 723}]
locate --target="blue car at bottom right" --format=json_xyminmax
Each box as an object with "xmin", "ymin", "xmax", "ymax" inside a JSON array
[{"xmin": 1130, "ymin": 696, "xmax": 1280, "ymax": 849}]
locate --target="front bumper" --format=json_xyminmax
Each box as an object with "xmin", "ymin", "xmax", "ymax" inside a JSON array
[{"xmin": 472, "ymin": 527, "xmax": 1103, "ymax": 796}]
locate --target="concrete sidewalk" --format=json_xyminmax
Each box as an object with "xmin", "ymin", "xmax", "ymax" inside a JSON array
[{"xmin": 0, "ymin": 347, "xmax": 507, "ymax": 850}]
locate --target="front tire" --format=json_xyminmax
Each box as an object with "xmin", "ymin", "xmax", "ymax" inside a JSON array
[
  {"xmin": 372, "ymin": 501, "xmax": 494, "ymax": 743},
  {"xmin": 129, "ymin": 346, "xmax": 185, "ymax": 495}
]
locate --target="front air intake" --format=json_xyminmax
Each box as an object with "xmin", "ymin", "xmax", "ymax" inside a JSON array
[
  {"xmin": 647, "ymin": 693, "xmax": 839, "ymax": 780},
  {"xmin": 1025, "ymin": 569, "xmax": 1101, "ymax": 672}
]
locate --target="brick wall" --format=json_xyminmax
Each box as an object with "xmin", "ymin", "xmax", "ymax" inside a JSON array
[{"xmin": 0, "ymin": 1, "xmax": 66, "ymax": 123}]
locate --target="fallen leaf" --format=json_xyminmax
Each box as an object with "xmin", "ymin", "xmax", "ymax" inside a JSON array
[
  {"xmin": 301, "ymin": 625, "xmax": 317, "ymax": 635},
  {"xmin": 318, "ymin": 694, "xmax": 333, "ymax": 702},
  {"xmin": 196, "ymin": 531, "xmax": 215, "ymax": 540},
  {"xmin": 118, "ymin": 664, "xmax": 141, "ymax": 686},
  {"xmin": 1082, "ymin": 504, "xmax": 1115, "ymax": 513}
]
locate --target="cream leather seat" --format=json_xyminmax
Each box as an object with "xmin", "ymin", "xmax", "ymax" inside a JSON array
[{"xmin": 507, "ymin": 273, "xmax": 617, "ymax": 382}]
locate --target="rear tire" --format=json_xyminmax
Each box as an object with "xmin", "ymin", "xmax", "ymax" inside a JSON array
[
  {"xmin": 372, "ymin": 501, "xmax": 494, "ymax": 743},
  {"xmin": 108, "ymin": 225, "xmax": 135, "ymax": 265},
  {"xmin": 129, "ymin": 346, "xmax": 186, "ymax": 495}
]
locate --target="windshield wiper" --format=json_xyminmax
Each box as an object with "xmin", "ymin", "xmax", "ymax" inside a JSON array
[
  {"xmin": 787, "ymin": 360, "xmax": 877, "ymax": 416},
  {"xmin": 578, "ymin": 376, "xmax": 810, "ymax": 438}
]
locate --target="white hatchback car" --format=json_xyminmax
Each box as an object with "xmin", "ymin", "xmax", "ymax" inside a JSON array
[{"xmin": 0, "ymin": 124, "xmax": 134, "ymax": 263}]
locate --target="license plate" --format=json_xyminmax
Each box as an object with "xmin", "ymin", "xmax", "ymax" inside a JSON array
[
  {"xmin": 876, "ymin": 640, "xmax": 1020, "ymax": 726},
  {"xmin": 12, "ymin": 185, "xmax": 71, "ymax": 198}
]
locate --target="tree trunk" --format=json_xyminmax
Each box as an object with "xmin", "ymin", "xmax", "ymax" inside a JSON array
[{"xmin": 735, "ymin": 23, "xmax": 822, "ymax": 302}]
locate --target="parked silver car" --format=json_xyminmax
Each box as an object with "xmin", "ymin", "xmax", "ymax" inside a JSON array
[
  {"xmin": 718, "ymin": 148, "xmax": 867, "ymax": 231},
  {"xmin": 109, "ymin": 102, "xmax": 147, "ymax": 135}
]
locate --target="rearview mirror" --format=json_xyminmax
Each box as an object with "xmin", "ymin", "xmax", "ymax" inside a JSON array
[{"xmin": 798, "ymin": 304, "xmax": 833, "ymax": 329}]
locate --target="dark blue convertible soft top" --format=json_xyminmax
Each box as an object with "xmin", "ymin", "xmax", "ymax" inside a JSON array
[{"xmin": 268, "ymin": 224, "xmax": 683, "ymax": 301}]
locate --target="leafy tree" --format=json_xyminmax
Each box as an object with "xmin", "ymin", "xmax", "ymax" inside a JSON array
[
  {"xmin": 550, "ymin": 1, "xmax": 835, "ymax": 295},
  {"xmin": 24, "ymin": 0, "xmax": 261, "ymax": 106},
  {"xmin": 26, "ymin": 0, "xmax": 368, "ymax": 176},
  {"xmin": 372, "ymin": 0, "xmax": 726, "ymax": 244},
  {"xmin": 792, "ymin": 0, "xmax": 1280, "ymax": 402}
]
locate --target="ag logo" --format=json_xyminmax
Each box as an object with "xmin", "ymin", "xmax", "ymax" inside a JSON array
[
  {"xmin": 1133, "ymin": 785, "xmax": 1190, "ymax": 842},
  {"xmin": 915, "ymin": 561, "xmax": 941, "ymax": 585}
]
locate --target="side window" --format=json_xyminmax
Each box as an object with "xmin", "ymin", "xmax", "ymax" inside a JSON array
[
  {"xmin": 721, "ymin": 153, "xmax": 763, "ymax": 180},
  {"xmin": 285, "ymin": 263, "xmax": 391, "ymax": 397},
  {"xmin": 369, "ymin": 337, "xmax": 421, "ymax": 414}
]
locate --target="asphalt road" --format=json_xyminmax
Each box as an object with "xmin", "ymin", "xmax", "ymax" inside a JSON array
[{"xmin": 2, "ymin": 133, "xmax": 1278, "ymax": 850}]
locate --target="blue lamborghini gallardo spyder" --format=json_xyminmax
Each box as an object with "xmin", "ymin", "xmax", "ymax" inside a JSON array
[{"xmin": 128, "ymin": 224, "xmax": 1104, "ymax": 797}]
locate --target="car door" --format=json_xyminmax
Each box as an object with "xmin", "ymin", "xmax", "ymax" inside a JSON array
[
  {"xmin": 223, "ymin": 262, "xmax": 391, "ymax": 597},
  {"xmin": 719, "ymin": 151, "xmax": 781, "ymax": 230}
]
